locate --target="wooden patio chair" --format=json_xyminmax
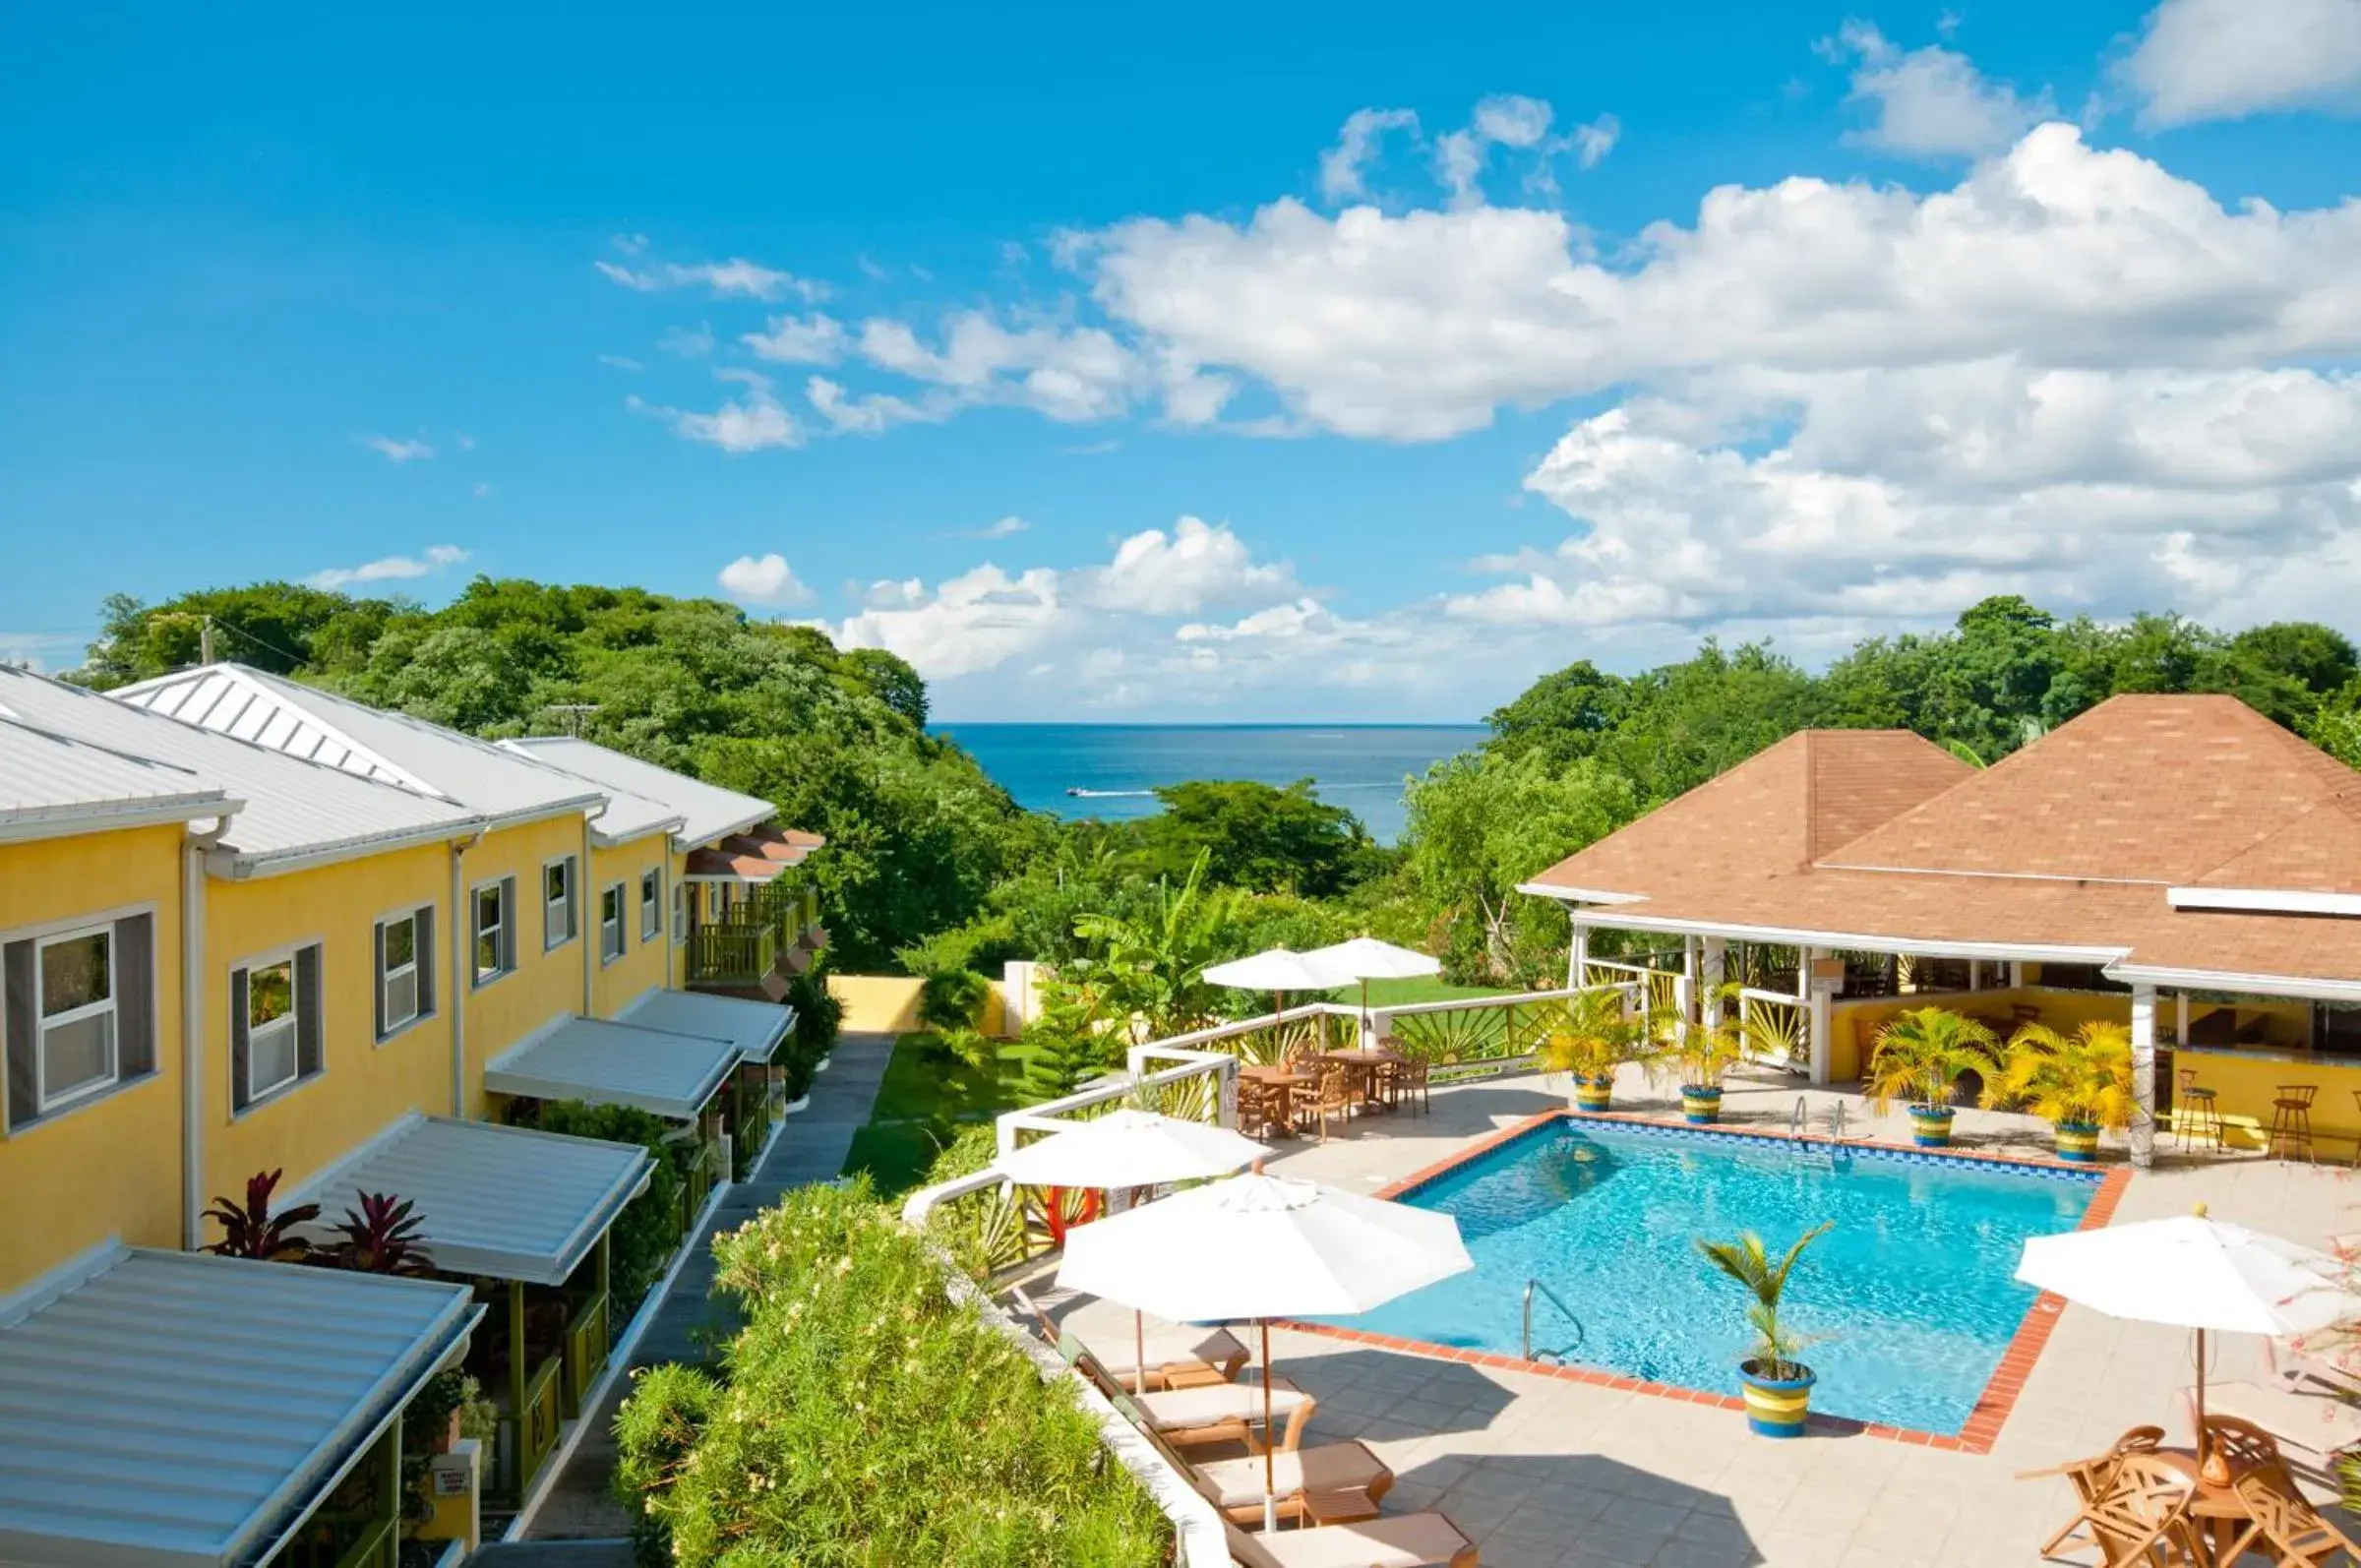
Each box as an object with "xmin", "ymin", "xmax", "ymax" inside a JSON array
[
  {"xmin": 2204, "ymin": 1413, "xmax": 2292, "ymax": 1478},
  {"xmin": 1313, "ymin": 1061, "xmax": 1357, "ymax": 1142},
  {"xmin": 1236, "ymin": 1077, "xmax": 1286, "ymax": 1141},
  {"xmin": 2019, "ymin": 1423, "xmax": 2164, "ymax": 1559},
  {"xmin": 1191, "ymin": 1440, "xmax": 1396, "ymax": 1527},
  {"xmin": 2083, "ymin": 1454, "xmax": 2202, "ymax": 1568},
  {"xmin": 1011, "ymin": 1289, "xmax": 1248, "ymax": 1391},
  {"xmin": 1390, "ymin": 1056, "xmax": 1431, "ymax": 1116},
  {"xmin": 2224, "ymin": 1467, "xmax": 2361, "ymax": 1567}
]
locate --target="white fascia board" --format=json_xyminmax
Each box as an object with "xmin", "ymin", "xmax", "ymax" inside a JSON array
[
  {"xmin": 2166, "ymin": 886, "xmax": 2361, "ymax": 917},
  {"xmin": 676, "ymin": 807, "xmax": 774, "ymax": 853},
  {"xmin": 1562, "ymin": 906, "xmax": 2129, "ymax": 963},
  {"xmin": 0, "ymin": 795, "xmax": 241, "ymax": 845},
  {"xmin": 591, "ymin": 813, "xmax": 688, "ymax": 849},
  {"xmin": 1513, "ymin": 881, "xmax": 1649, "ymax": 905},
  {"xmin": 209, "ymin": 814, "xmax": 492, "ymax": 879},
  {"xmin": 2106, "ymin": 963, "xmax": 2361, "ymax": 1004}
]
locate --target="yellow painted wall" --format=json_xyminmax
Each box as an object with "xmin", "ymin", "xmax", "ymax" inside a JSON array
[
  {"xmin": 2174, "ymin": 1051, "xmax": 2361, "ymax": 1152},
  {"xmin": 204, "ymin": 841, "xmax": 454, "ymax": 1200},
  {"xmin": 827, "ymin": 974, "xmax": 1008, "ymax": 1036},
  {"xmin": 459, "ymin": 814, "xmax": 593, "ymax": 1114},
  {"xmin": 1829, "ymin": 985, "xmax": 2316, "ymax": 1084},
  {"xmin": 590, "ymin": 832, "xmax": 672, "ymax": 1018},
  {"xmin": 0, "ymin": 824, "xmax": 187, "ymax": 1293}
]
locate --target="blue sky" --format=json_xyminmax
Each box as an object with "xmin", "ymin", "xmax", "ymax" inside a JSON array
[{"xmin": 4, "ymin": 1, "xmax": 2359, "ymax": 720}]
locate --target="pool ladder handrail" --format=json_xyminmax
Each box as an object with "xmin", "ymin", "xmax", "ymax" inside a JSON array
[
  {"xmin": 1790, "ymin": 1096, "xmax": 1846, "ymax": 1169},
  {"xmin": 1522, "ymin": 1277, "xmax": 1585, "ymax": 1364}
]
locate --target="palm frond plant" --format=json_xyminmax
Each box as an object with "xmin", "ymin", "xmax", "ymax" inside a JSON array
[
  {"xmin": 1981, "ymin": 1020, "xmax": 2133, "ymax": 1163},
  {"xmin": 327, "ymin": 1191, "xmax": 435, "ymax": 1276},
  {"xmin": 1696, "ymin": 1221, "xmax": 1833, "ymax": 1436},
  {"xmin": 205, "ymin": 1169, "xmax": 322, "ymax": 1262},
  {"xmin": 1536, "ymin": 985, "xmax": 1651, "ymax": 1112},
  {"xmin": 1648, "ymin": 983, "xmax": 1748, "ymax": 1122},
  {"xmin": 1865, "ymin": 1006, "xmax": 1998, "ymax": 1147}
]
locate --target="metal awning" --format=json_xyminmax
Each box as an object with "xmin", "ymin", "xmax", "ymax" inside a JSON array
[
  {"xmin": 299, "ymin": 1116, "xmax": 651, "ymax": 1287},
  {"xmin": 683, "ymin": 824, "xmax": 816, "ymax": 882},
  {"xmin": 622, "ymin": 989, "xmax": 794, "ymax": 1064},
  {"xmin": 0, "ymin": 1247, "xmax": 479, "ymax": 1568},
  {"xmin": 484, "ymin": 1015, "xmax": 738, "ymax": 1120}
]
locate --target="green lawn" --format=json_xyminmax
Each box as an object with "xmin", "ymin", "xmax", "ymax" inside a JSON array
[
  {"xmin": 839, "ymin": 1032, "xmax": 1042, "ymax": 1195},
  {"xmin": 1327, "ymin": 975, "xmax": 1525, "ymax": 1008}
]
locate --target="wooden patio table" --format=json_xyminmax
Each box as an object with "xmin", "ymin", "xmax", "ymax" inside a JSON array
[
  {"xmin": 1321, "ymin": 1047, "xmax": 1408, "ymax": 1112},
  {"xmin": 1238, "ymin": 1063, "xmax": 1317, "ymax": 1135},
  {"xmin": 2150, "ymin": 1447, "xmax": 2266, "ymax": 1566}
]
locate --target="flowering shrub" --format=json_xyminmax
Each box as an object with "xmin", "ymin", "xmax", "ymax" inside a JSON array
[{"xmin": 612, "ymin": 1177, "xmax": 1168, "ymax": 1565}]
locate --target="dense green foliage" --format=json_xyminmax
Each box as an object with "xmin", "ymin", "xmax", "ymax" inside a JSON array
[
  {"xmin": 612, "ymin": 1179, "xmax": 1168, "ymax": 1565},
  {"xmin": 1128, "ymin": 778, "xmax": 1376, "ymax": 895},
  {"xmin": 529, "ymin": 1101, "xmax": 688, "ymax": 1315},
  {"xmin": 838, "ymin": 1033, "xmax": 1042, "ymax": 1196}
]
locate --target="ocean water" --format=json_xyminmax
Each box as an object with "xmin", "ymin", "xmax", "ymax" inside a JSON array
[
  {"xmin": 1321, "ymin": 1119, "xmax": 2096, "ymax": 1433},
  {"xmin": 932, "ymin": 724, "xmax": 1486, "ymax": 844}
]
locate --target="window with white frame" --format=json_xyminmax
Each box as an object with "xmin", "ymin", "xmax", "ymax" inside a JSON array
[
  {"xmin": 544, "ymin": 856, "xmax": 578, "ymax": 949},
  {"xmin": 474, "ymin": 877, "xmax": 515, "ymax": 987},
  {"xmin": 671, "ymin": 880, "xmax": 688, "ymax": 944},
  {"xmin": 232, "ymin": 943, "xmax": 322, "ymax": 1113},
  {"xmin": 376, "ymin": 905, "xmax": 436, "ymax": 1040},
  {"xmin": 640, "ymin": 868, "xmax": 661, "ymax": 942},
  {"xmin": 600, "ymin": 883, "xmax": 625, "ymax": 965},
  {"xmin": 4, "ymin": 913, "xmax": 155, "ymax": 1130}
]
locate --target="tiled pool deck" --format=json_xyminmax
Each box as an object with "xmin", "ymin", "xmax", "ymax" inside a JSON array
[{"xmin": 1035, "ymin": 1063, "xmax": 2361, "ymax": 1567}]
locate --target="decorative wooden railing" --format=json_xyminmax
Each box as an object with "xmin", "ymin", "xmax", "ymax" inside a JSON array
[
  {"xmin": 511, "ymin": 1353, "xmax": 563, "ymax": 1500},
  {"xmin": 1737, "ymin": 988, "xmax": 1808, "ymax": 1073},
  {"xmin": 328, "ymin": 1514, "xmax": 397, "ymax": 1568},
  {"xmin": 562, "ymin": 1291, "xmax": 611, "ymax": 1420},
  {"xmin": 686, "ymin": 919, "xmax": 778, "ymax": 987}
]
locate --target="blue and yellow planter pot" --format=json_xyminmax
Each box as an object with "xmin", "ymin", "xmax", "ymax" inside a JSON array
[
  {"xmin": 1907, "ymin": 1106, "xmax": 1956, "ymax": 1147},
  {"xmin": 1680, "ymin": 1085, "xmax": 1724, "ymax": 1124},
  {"xmin": 2051, "ymin": 1119, "xmax": 2100, "ymax": 1163},
  {"xmin": 1737, "ymin": 1360, "xmax": 1816, "ymax": 1437},
  {"xmin": 1573, "ymin": 1076, "xmax": 1615, "ymax": 1113}
]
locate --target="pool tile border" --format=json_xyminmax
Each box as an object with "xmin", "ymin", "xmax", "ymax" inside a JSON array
[{"xmin": 1278, "ymin": 1104, "xmax": 2134, "ymax": 1455}]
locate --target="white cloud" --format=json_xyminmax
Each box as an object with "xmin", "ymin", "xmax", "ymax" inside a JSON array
[
  {"xmin": 743, "ymin": 313, "xmax": 849, "ymax": 364},
  {"xmin": 1829, "ymin": 22, "xmax": 2051, "ymax": 157},
  {"xmin": 1570, "ymin": 114, "xmax": 1620, "ymax": 169},
  {"xmin": 2120, "ymin": 0, "xmax": 2361, "ymax": 125},
  {"xmin": 806, "ymin": 376, "xmax": 949, "ymax": 436},
  {"xmin": 858, "ymin": 312, "xmax": 1141, "ymax": 422},
  {"xmin": 597, "ymin": 354, "xmax": 644, "ymax": 372},
  {"xmin": 612, "ymin": 233, "xmax": 649, "ymax": 255},
  {"xmin": 631, "ymin": 370, "xmax": 803, "ymax": 453},
  {"xmin": 307, "ymin": 545, "xmax": 469, "ymax": 591},
  {"xmin": 829, "ymin": 564, "xmax": 1066, "ymax": 679},
  {"xmin": 472, "ymin": 482, "xmax": 494, "ymax": 499},
  {"xmin": 658, "ymin": 323, "xmax": 714, "ymax": 359},
  {"xmin": 454, "ymin": 432, "xmax": 476, "ymax": 452},
  {"xmin": 1318, "ymin": 108, "xmax": 1419, "ymax": 204},
  {"xmin": 957, "ymin": 514, "xmax": 1028, "ymax": 540},
  {"xmin": 1085, "ymin": 517, "xmax": 1299, "ymax": 614},
  {"xmin": 365, "ymin": 436, "xmax": 433, "ymax": 463},
  {"xmin": 717, "ymin": 553, "xmax": 814, "ymax": 607},
  {"xmin": 596, "ymin": 255, "xmax": 822, "ymax": 302}
]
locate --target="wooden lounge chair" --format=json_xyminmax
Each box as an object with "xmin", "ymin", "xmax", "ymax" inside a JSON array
[
  {"xmin": 2225, "ymin": 1468, "xmax": 2361, "ymax": 1567},
  {"xmin": 1222, "ymin": 1514, "xmax": 1479, "ymax": 1568},
  {"xmin": 2179, "ymin": 1380, "xmax": 2361, "ymax": 1481},
  {"xmin": 2083, "ymin": 1454, "xmax": 2202, "ymax": 1568},
  {"xmin": 1049, "ymin": 1326, "xmax": 1314, "ymax": 1450},
  {"xmin": 2017, "ymin": 1423, "xmax": 2164, "ymax": 1559},
  {"xmin": 1191, "ymin": 1441, "xmax": 1395, "ymax": 1526},
  {"xmin": 1012, "ymin": 1288, "xmax": 1250, "ymax": 1391}
]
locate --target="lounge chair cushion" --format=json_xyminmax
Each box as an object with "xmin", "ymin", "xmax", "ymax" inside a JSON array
[
  {"xmin": 2190, "ymin": 1380, "xmax": 2361, "ymax": 1468},
  {"xmin": 1223, "ymin": 1513, "xmax": 1476, "ymax": 1568},
  {"xmin": 1191, "ymin": 1441, "xmax": 1391, "ymax": 1509},
  {"xmin": 1135, "ymin": 1375, "xmax": 1308, "ymax": 1431},
  {"xmin": 1092, "ymin": 1323, "xmax": 1249, "ymax": 1379}
]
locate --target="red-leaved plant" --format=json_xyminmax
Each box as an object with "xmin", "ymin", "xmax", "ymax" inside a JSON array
[
  {"xmin": 329, "ymin": 1191, "xmax": 435, "ymax": 1276},
  {"xmin": 205, "ymin": 1169, "xmax": 322, "ymax": 1262}
]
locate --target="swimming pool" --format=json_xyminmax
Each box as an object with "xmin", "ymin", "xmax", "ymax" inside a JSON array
[{"xmin": 1320, "ymin": 1117, "xmax": 2101, "ymax": 1434}]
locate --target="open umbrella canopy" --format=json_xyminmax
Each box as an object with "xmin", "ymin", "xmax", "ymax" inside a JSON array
[
  {"xmin": 996, "ymin": 1110, "xmax": 1268, "ymax": 1189},
  {"xmin": 1200, "ymin": 948, "xmax": 1356, "ymax": 994},
  {"xmin": 1302, "ymin": 936, "xmax": 1442, "ymax": 982},
  {"xmin": 1056, "ymin": 1171, "xmax": 1472, "ymax": 1322},
  {"xmin": 2017, "ymin": 1213, "xmax": 2359, "ymax": 1335}
]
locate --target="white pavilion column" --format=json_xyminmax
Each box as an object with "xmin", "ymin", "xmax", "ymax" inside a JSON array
[
  {"xmin": 2176, "ymin": 992, "xmax": 2190, "ymax": 1049},
  {"xmin": 2130, "ymin": 982, "xmax": 2157, "ymax": 1170},
  {"xmin": 1676, "ymin": 935, "xmax": 1697, "ymax": 1023},
  {"xmin": 1700, "ymin": 936, "xmax": 1726, "ymax": 1025},
  {"xmin": 1567, "ymin": 922, "xmax": 1590, "ymax": 989},
  {"xmin": 1805, "ymin": 945, "xmax": 1835, "ymax": 1085},
  {"xmin": 1968, "ymin": 959, "xmax": 1983, "ymax": 994},
  {"xmin": 2009, "ymin": 960, "xmax": 2027, "ymax": 988}
]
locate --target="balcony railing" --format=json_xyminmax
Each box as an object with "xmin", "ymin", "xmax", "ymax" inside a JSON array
[
  {"xmin": 686, "ymin": 919, "xmax": 779, "ymax": 987},
  {"xmin": 562, "ymin": 1291, "xmax": 611, "ymax": 1419}
]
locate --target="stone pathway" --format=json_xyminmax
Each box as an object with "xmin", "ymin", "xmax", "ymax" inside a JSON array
[{"xmin": 504, "ymin": 1032, "xmax": 896, "ymax": 1549}]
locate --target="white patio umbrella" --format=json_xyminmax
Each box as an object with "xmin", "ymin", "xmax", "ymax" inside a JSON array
[
  {"xmin": 1059, "ymin": 1168, "xmax": 1472, "ymax": 1528},
  {"xmin": 1304, "ymin": 935, "xmax": 1442, "ymax": 1040},
  {"xmin": 1000, "ymin": 1111, "xmax": 1268, "ymax": 1397},
  {"xmin": 1201, "ymin": 947, "xmax": 1357, "ymax": 1021},
  {"xmin": 2017, "ymin": 1207, "xmax": 2361, "ymax": 1478}
]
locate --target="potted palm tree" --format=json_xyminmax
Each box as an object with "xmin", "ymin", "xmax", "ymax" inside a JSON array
[
  {"xmin": 1697, "ymin": 1222, "xmax": 1833, "ymax": 1437},
  {"xmin": 1538, "ymin": 987, "xmax": 1649, "ymax": 1112},
  {"xmin": 1981, "ymin": 1020, "xmax": 2133, "ymax": 1162},
  {"xmin": 1866, "ymin": 1006, "xmax": 1998, "ymax": 1147},
  {"xmin": 1650, "ymin": 985, "xmax": 1747, "ymax": 1123}
]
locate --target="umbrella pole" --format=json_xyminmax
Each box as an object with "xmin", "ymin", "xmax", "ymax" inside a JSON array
[
  {"xmin": 1361, "ymin": 977, "xmax": 1371, "ymax": 1047},
  {"xmin": 1135, "ymin": 1309, "xmax": 1148, "ymax": 1399},
  {"xmin": 1262, "ymin": 1318, "xmax": 1278, "ymax": 1532},
  {"xmin": 2195, "ymin": 1327, "xmax": 2213, "ymax": 1479}
]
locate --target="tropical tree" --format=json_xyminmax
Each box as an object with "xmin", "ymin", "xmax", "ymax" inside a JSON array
[
  {"xmin": 1981, "ymin": 1020, "xmax": 2135, "ymax": 1130},
  {"xmin": 1069, "ymin": 850, "xmax": 1240, "ymax": 1039},
  {"xmin": 1536, "ymin": 987, "xmax": 1652, "ymax": 1092},
  {"xmin": 1650, "ymin": 985, "xmax": 1752, "ymax": 1092},
  {"xmin": 1695, "ymin": 1222, "xmax": 1833, "ymax": 1381},
  {"xmin": 1864, "ymin": 1006, "xmax": 1998, "ymax": 1115}
]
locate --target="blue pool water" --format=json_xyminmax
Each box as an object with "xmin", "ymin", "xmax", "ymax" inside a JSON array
[{"xmin": 1326, "ymin": 1120, "xmax": 2098, "ymax": 1433}]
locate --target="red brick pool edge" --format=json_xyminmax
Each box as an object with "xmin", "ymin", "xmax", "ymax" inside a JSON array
[{"xmin": 1276, "ymin": 1105, "xmax": 2135, "ymax": 1454}]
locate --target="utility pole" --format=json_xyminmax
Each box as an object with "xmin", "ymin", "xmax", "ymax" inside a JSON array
[
  {"xmin": 200, "ymin": 616, "xmax": 214, "ymax": 666},
  {"xmin": 543, "ymin": 702, "xmax": 599, "ymax": 737}
]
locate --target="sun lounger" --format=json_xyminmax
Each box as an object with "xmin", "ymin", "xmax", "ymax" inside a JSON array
[
  {"xmin": 1010, "ymin": 1287, "xmax": 1250, "ymax": 1389},
  {"xmin": 1120, "ymin": 1370, "xmax": 1316, "ymax": 1450},
  {"xmin": 1190, "ymin": 1441, "xmax": 1394, "ymax": 1525},
  {"xmin": 1222, "ymin": 1513, "xmax": 1480, "ymax": 1568},
  {"xmin": 2178, "ymin": 1380, "xmax": 2361, "ymax": 1478}
]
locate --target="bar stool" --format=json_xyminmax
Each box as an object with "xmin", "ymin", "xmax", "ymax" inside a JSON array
[
  {"xmin": 2174, "ymin": 1067, "xmax": 2224, "ymax": 1152},
  {"xmin": 2267, "ymin": 1083, "xmax": 2319, "ymax": 1163}
]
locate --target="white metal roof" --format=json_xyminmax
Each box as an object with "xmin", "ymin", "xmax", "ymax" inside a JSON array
[
  {"xmin": 581, "ymin": 782, "xmax": 687, "ymax": 846},
  {"xmin": 298, "ymin": 1115, "xmax": 651, "ymax": 1287},
  {"xmin": 115, "ymin": 665, "xmax": 605, "ymax": 824},
  {"xmin": 0, "ymin": 667, "xmax": 481, "ymax": 874},
  {"xmin": 484, "ymin": 1015, "xmax": 738, "ymax": 1120},
  {"xmin": 499, "ymin": 735, "xmax": 775, "ymax": 848},
  {"xmin": 622, "ymin": 988, "xmax": 794, "ymax": 1064},
  {"xmin": 0, "ymin": 715, "xmax": 238, "ymax": 840},
  {"xmin": 0, "ymin": 1247, "xmax": 478, "ymax": 1568}
]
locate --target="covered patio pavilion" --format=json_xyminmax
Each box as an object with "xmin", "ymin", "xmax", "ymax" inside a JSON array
[{"xmin": 1518, "ymin": 694, "xmax": 2361, "ymax": 1167}]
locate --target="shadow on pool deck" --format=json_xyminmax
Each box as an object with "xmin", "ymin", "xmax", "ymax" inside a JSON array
[{"xmin": 1394, "ymin": 1452, "xmax": 1768, "ymax": 1568}]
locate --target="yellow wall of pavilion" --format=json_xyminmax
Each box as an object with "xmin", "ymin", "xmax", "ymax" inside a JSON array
[
  {"xmin": 589, "ymin": 832, "xmax": 673, "ymax": 1017},
  {"xmin": 459, "ymin": 814, "xmax": 594, "ymax": 1114},
  {"xmin": 0, "ymin": 824, "xmax": 188, "ymax": 1294},
  {"xmin": 203, "ymin": 840, "xmax": 454, "ymax": 1199}
]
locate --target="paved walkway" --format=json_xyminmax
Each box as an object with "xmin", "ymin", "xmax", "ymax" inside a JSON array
[{"xmin": 506, "ymin": 1032, "xmax": 896, "ymax": 1547}]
